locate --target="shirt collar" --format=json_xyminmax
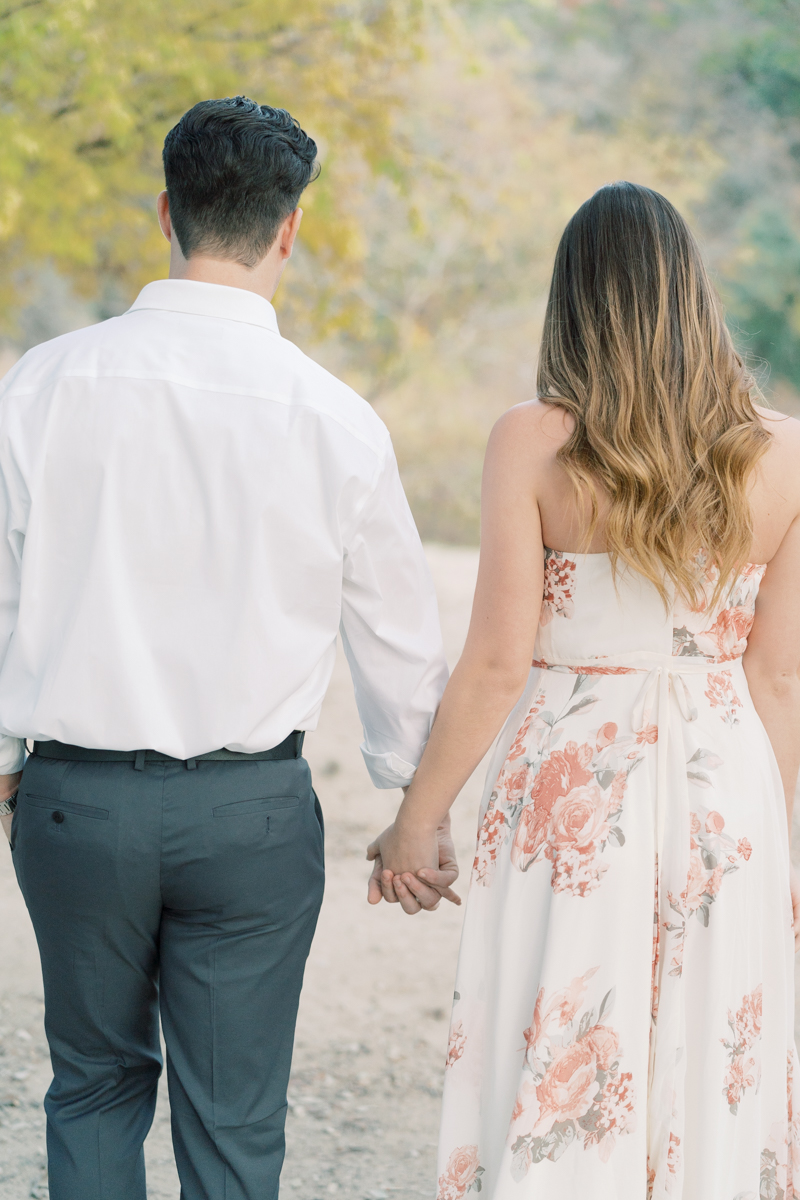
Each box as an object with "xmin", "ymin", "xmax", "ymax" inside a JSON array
[{"xmin": 127, "ymin": 279, "xmax": 280, "ymax": 335}]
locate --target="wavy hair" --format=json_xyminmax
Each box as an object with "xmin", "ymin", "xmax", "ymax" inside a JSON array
[{"xmin": 537, "ymin": 181, "xmax": 770, "ymax": 607}]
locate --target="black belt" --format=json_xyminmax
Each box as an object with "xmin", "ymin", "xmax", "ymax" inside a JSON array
[{"xmin": 31, "ymin": 730, "xmax": 304, "ymax": 769}]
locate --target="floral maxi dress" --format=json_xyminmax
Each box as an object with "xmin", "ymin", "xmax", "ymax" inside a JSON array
[{"xmin": 437, "ymin": 551, "xmax": 799, "ymax": 1200}]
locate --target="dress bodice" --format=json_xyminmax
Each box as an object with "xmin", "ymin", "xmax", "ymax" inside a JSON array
[{"xmin": 533, "ymin": 549, "xmax": 766, "ymax": 668}]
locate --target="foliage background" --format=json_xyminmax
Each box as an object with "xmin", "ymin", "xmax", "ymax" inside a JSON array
[{"xmin": 2, "ymin": 0, "xmax": 799, "ymax": 541}]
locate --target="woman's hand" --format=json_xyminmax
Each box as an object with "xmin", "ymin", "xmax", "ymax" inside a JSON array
[
  {"xmin": 791, "ymin": 866, "xmax": 800, "ymax": 952},
  {"xmin": 366, "ymin": 814, "xmax": 461, "ymax": 915}
]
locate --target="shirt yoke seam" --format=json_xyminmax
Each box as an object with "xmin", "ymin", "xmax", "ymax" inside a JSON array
[{"xmin": 1, "ymin": 373, "xmax": 390, "ymax": 458}]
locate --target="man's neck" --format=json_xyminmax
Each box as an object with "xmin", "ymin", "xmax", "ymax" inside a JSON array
[{"xmin": 168, "ymin": 250, "xmax": 284, "ymax": 304}]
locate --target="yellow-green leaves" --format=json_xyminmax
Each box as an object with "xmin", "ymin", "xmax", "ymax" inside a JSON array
[{"xmin": 0, "ymin": 0, "xmax": 424, "ymax": 328}]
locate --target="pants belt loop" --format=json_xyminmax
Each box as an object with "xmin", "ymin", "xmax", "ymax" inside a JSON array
[
  {"xmin": 134, "ymin": 749, "xmax": 146, "ymax": 771},
  {"xmin": 185, "ymin": 757, "xmax": 197, "ymax": 770}
]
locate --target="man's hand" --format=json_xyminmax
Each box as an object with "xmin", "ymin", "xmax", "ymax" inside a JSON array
[
  {"xmin": 367, "ymin": 814, "xmax": 460, "ymax": 915},
  {"xmin": 0, "ymin": 770, "xmax": 22, "ymax": 844}
]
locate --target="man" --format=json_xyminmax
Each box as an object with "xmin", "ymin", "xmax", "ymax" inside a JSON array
[{"xmin": 0, "ymin": 96, "xmax": 453, "ymax": 1200}]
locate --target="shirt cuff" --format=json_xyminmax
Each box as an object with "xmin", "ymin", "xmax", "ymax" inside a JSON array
[
  {"xmin": 360, "ymin": 744, "xmax": 420, "ymax": 790},
  {"xmin": 0, "ymin": 736, "xmax": 25, "ymax": 775}
]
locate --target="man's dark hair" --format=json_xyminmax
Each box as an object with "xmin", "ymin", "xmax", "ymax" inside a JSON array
[{"xmin": 163, "ymin": 96, "xmax": 319, "ymax": 268}]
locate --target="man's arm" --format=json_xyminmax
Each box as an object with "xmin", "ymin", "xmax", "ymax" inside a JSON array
[
  {"xmin": 339, "ymin": 448, "xmax": 453, "ymax": 910},
  {"xmin": 340, "ymin": 448, "xmax": 449, "ymax": 790},
  {"xmin": 0, "ymin": 406, "xmax": 28, "ymax": 830}
]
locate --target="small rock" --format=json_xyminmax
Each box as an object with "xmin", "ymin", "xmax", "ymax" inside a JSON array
[{"xmin": 15, "ymin": 1030, "xmax": 32, "ymax": 1042}]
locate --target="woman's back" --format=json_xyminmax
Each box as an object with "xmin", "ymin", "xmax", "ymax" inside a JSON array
[{"xmin": 519, "ymin": 398, "xmax": 800, "ymax": 569}]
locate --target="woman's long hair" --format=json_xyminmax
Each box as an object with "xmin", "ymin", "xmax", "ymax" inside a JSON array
[{"xmin": 537, "ymin": 181, "xmax": 770, "ymax": 608}]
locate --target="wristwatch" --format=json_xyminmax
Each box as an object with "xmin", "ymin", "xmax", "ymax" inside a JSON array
[{"xmin": 0, "ymin": 791, "xmax": 18, "ymax": 817}]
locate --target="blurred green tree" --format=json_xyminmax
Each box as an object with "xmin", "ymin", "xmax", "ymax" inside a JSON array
[
  {"xmin": 502, "ymin": 0, "xmax": 800, "ymax": 392},
  {"xmin": 723, "ymin": 0, "xmax": 800, "ymax": 120},
  {"xmin": 0, "ymin": 0, "xmax": 424, "ymax": 332},
  {"xmin": 707, "ymin": 0, "xmax": 800, "ymax": 388}
]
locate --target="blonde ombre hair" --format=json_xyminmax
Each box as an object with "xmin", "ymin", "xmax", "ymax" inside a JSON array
[{"xmin": 537, "ymin": 181, "xmax": 770, "ymax": 608}]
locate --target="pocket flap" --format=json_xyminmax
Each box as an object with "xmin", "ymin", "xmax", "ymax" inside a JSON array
[
  {"xmin": 213, "ymin": 795, "xmax": 300, "ymax": 817},
  {"xmin": 22, "ymin": 793, "xmax": 109, "ymax": 820}
]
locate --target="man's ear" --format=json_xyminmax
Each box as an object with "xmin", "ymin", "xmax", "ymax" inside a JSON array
[
  {"xmin": 279, "ymin": 208, "xmax": 303, "ymax": 261},
  {"xmin": 157, "ymin": 191, "xmax": 172, "ymax": 243}
]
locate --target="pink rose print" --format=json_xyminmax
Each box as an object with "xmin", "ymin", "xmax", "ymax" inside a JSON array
[
  {"xmin": 705, "ymin": 810, "xmax": 725, "ymax": 834},
  {"xmin": 701, "ymin": 605, "xmax": 755, "ymax": 662},
  {"xmin": 704, "ymin": 671, "xmax": 743, "ymax": 726},
  {"xmin": 588, "ymin": 1070, "xmax": 636, "ymax": 1161},
  {"xmin": 721, "ymin": 985, "xmax": 762, "ymax": 1113},
  {"xmin": 446, "ymin": 1021, "xmax": 466, "ymax": 1070},
  {"xmin": 546, "ymin": 784, "xmax": 612, "ymax": 896},
  {"xmin": 582, "ymin": 1024, "xmax": 620, "ymax": 1071},
  {"xmin": 667, "ymin": 1132, "xmax": 681, "ymax": 1180},
  {"xmin": 437, "ymin": 1145, "xmax": 484, "ymax": 1200},
  {"xmin": 510, "ymin": 971, "xmax": 635, "ymax": 1174},
  {"xmin": 476, "ymin": 671, "xmax": 652, "ymax": 893},
  {"xmin": 636, "ymin": 724, "xmax": 659, "ymax": 745},
  {"xmin": 646, "ymin": 1128, "xmax": 680, "ymax": 1197},
  {"xmin": 472, "ymin": 801, "xmax": 507, "ymax": 884},
  {"xmin": 596, "ymin": 722, "xmax": 618, "ymax": 750},
  {"xmin": 510, "ymin": 740, "xmax": 594, "ymax": 873},
  {"xmin": 533, "ymin": 1040, "xmax": 598, "ymax": 1130},
  {"xmin": 540, "ymin": 550, "xmax": 577, "ymax": 625},
  {"xmin": 503, "ymin": 765, "xmax": 532, "ymax": 805},
  {"xmin": 672, "ymin": 561, "xmax": 765, "ymax": 661},
  {"xmin": 506, "ymin": 691, "xmax": 546, "ymax": 762},
  {"xmin": 664, "ymin": 792, "xmax": 752, "ymax": 975},
  {"xmin": 508, "ymin": 736, "xmax": 633, "ymax": 896}
]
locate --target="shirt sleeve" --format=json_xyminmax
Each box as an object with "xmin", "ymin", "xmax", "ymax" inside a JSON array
[
  {"xmin": 0, "ymin": 435, "xmax": 25, "ymax": 774},
  {"xmin": 340, "ymin": 448, "xmax": 449, "ymax": 789}
]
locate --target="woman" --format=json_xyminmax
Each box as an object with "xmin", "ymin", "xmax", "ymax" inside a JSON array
[{"xmin": 368, "ymin": 182, "xmax": 800, "ymax": 1197}]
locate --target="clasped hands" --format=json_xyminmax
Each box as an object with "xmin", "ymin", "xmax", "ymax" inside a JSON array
[{"xmin": 366, "ymin": 811, "xmax": 461, "ymax": 915}]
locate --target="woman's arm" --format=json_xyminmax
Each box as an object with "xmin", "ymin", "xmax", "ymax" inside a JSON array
[
  {"xmin": 743, "ymin": 510, "xmax": 800, "ymax": 831},
  {"xmin": 743, "ymin": 508, "xmax": 800, "ymax": 951},
  {"xmin": 367, "ymin": 406, "xmax": 546, "ymax": 908}
]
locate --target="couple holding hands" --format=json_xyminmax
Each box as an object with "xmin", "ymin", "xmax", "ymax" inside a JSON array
[{"xmin": 2, "ymin": 96, "xmax": 800, "ymax": 1200}]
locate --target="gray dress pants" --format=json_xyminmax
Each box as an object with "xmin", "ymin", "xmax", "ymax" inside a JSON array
[{"xmin": 10, "ymin": 751, "xmax": 325, "ymax": 1200}]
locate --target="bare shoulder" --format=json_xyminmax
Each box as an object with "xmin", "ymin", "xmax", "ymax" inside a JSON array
[
  {"xmin": 489, "ymin": 400, "xmax": 574, "ymax": 460},
  {"xmin": 755, "ymin": 405, "xmax": 800, "ymax": 489},
  {"xmin": 756, "ymin": 403, "xmax": 800, "ymax": 436}
]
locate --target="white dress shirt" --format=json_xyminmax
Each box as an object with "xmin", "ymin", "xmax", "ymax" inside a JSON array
[{"xmin": 0, "ymin": 280, "xmax": 448, "ymax": 785}]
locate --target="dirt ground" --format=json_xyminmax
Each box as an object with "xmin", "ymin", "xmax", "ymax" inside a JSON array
[
  {"xmin": 2, "ymin": 542, "xmax": 799, "ymax": 1200},
  {"xmin": 0, "ymin": 545, "xmax": 483, "ymax": 1200}
]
